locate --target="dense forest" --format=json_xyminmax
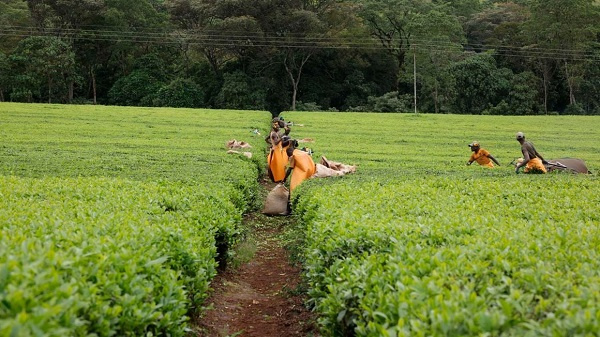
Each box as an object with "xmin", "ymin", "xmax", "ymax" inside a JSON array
[{"xmin": 1, "ymin": 0, "xmax": 599, "ymax": 115}]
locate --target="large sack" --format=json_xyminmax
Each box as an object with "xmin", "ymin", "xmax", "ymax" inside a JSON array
[
  {"xmin": 313, "ymin": 163, "xmax": 344, "ymax": 178},
  {"xmin": 319, "ymin": 156, "xmax": 356, "ymax": 174},
  {"xmin": 547, "ymin": 158, "xmax": 591, "ymax": 174},
  {"xmin": 226, "ymin": 139, "xmax": 252, "ymax": 149},
  {"xmin": 262, "ymin": 184, "xmax": 289, "ymax": 215}
]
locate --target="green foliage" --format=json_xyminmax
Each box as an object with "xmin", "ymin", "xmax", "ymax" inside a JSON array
[
  {"xmin": 465, "ymin": 2, "xmax": 529, "ymax": 53},
  {"xmin": 156, "ymin": 78, "xmax": 205, "ymax": 108},
  {"xmin": 506, "ymin": 71, "xmax": 540, "ymax": 115},
  {"xmin": 2, "ymin": 0, "xmax": 600, "ymax": 113},
  {"xmin": 0, "ymin": 0, "xmax": 30, "ymax": 53},
  {"xmin": 8, "ymin": 36, "xmax": 76, "ymax": 103},
  {"xmin": 296, "ymin": 101, "xmax": 323, "ymax": 112},
  {"xmin": 449, "ymin": 54, "xmax": 512, "ymax": 114},
  {"xmin": 0, "ymin": 52, "xmax": 9, "ymax": 101},
  {"xmin": 134, "ymin": 53, "xmax": 171, "ymax": 80},
  {"xmin": 485, "ymin": 71, "xmax": 540, "ymax": 116},
  {"xmin": 563, "ymin": 103, "xmax": 587, "ymax": 115},
  {"xmin": 0, "ymin": 176, "xmax": 228, "ymax": 336},
  {"xmin": 363, "ymin": 92, "xmax": 413, "ymax": 113},
  {"xmin": 0, "ymin": 103, "xmax": 269, "ymax": 335},
  {"xmin": 0, "ymin": 0, "xmax": 600, "ymax": 115},
  {"xmin": 283, "ymin": 111, "xmax": 600, "ymax": 336},
  {"xmin": 299, "ymin": 178, "xmax": 600, "ymax": 336},
  {"xmin": 216, "ymin": 71, "xmax": 267, "ymax": 110},
  {"xmin": 107, "ymin": 70, "xmax": 164, "ymax": 106},
  {"xmin": 107, "ymin": 53, "xmax": 172, "ymax": 106}
]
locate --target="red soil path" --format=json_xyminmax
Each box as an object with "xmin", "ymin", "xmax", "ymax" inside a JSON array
[{"xmin": 193, "ymin": 213, "xmax": 319, "ymax": 337}]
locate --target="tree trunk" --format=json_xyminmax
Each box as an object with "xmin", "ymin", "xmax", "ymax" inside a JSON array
[
  {"xmin": 91, "ymin": 67, "xmax": 97, "ymax": 104},
  {"xmin": 541, "ymin": 63, "xmax": 549, "ymax": 115},
  {"xmin": 291, "ymin": 82, "xmax": 298, "ymax": 111},
  {"xmin": 284, "ymin": 51, "xmax": 312, "ymax": 111},
  {"xmin": 0, "ymin": 89, "xmax": 4, "ymax": 102},
  {"xmin": 413, "ymin": 51, "xmax": 417, "ymax": 113},
  {"xmin": 434, "ymin": 80, "xmax": 439, "ymax": 114},
  {"xmin": 203, "ymin": 49, "xmax": 223, "ymax": 78},
  {"xmin": 396, "ymin": 51, "xmax": 405, "ymax": 92},
  {"xmin": 48, "ymin": 76, "xmax": 52, "ymax": 104},
  {"xmin": 542, "ymin": 76, "xmax": 548, "ymax": 114},
  {"xmin": 69, "ymin": 81, "xmax": 74, "ymax": 103},
  {"xmin": 564, "ymin": 60, "xmax": 576, "ymax": 105}
]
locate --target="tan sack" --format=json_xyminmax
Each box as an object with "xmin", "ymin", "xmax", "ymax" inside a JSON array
[
  {"xmin": 226, "ymin": 150, "xmax": 253, "ymax": 159},
  {"xmin": 226, "ymin": 139, "xmax": 252, "ymax": 149},
  {"xmin": 262, "ymin": 184, "xmax": 289, "ymax": 215},
  {"xmin": 320, "ymin": 156, "xmax": 356, "ymax": 174},
  {"xmin": 312, "ymin": 163, "xmax": 345, "ymax": 178}
]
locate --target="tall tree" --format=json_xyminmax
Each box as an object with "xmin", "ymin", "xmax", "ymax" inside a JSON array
[
  {"xmin": 407, "ymin": 5, "xmax": 465, "ymax": 113},
  {"xmin": 10, "ymin": 36, "xmax": 76, "ymax": 103},
  {"xmin": 165, "ymin": 0, "xmax": 227, "ymax": 77},
  {"xmin": 465, "ymin": 2, "xmax": 529, "ymax": 53},
  {"xmin": 578, "ymin": 45, "xmax": 600, "ymax": 114},
  {"xmin": 278, "ymin": 9, "xmax": 325, "ymax": 111},
  {"xmin": 354, "ymin": 0, "xmax": 448, "ymax": 92},
  {"xmin": 0, "ymin": 52, "xmax": 10, "ymax": 101},
  {"xmin": 448, "ymin": 53, "xmax": 511, "ymax": 114},
  {"xmin": 524, "ymin": 0, "xmax": 600, "ymax": 112},
  {"xmin": 0, "ymin": 0, "xmax": 31, "ymax": 53},
  {"xmin": 27, "ymin": 0, "xmax": 110, "ymax": 103},
  {"xmin": 438, "ymin": 0, "xmax": 486, "ymax": 24}
]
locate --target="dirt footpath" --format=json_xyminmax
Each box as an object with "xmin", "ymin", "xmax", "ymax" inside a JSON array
[{"xmin": 193, "ymin": 212, "xmax": 319, "ymax": 337}]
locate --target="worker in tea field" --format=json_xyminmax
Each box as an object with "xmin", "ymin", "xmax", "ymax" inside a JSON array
[
  {"xmin": 266, "ymin": 117, "xmax": 292, "ymax": 182},
  {"xmin": 283, "ymin": 140, "xmax": 355, "ymax": 193},
  {"xmin": 466, "ymin": 141, "xmax": 500, "ymax": 168},
  {"xmin": 514, "ymin": 132, "xmax": 547, "ymax": 174},
  {"xmin": 265, "ymin": 117, "xmax": 291, "ymax": 145},
  {"xmin": 284, "ymin": 139, "xmax": 317, "ymax": 192}
]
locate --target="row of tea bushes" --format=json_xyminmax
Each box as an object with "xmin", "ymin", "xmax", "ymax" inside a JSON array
[
  {"xmin": 295, "ymin": 176, "xmax": 600, "ymax": 336},
  {"xmin": 0, "ymin": 103, "xmax": 268, "ymax": 213},
  {"xmin": 0, "ymin": 176, "xmax": 241, "ymax": 336},
  {"xmin": 0, "ymin": 104, "xmax": 269, "ymax": 335}
]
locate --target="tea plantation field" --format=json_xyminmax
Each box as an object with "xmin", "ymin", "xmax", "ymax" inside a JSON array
[
  {"xmin": 0, "ymin": 103, "xmax": 269, "ymax": 336},
  {"xmin": 283, "ymin": 112, "xmax": 600, "ymax": 336},
  {"xmin": 2, "ymin": 104, "xmax": 600, "ymax": 336}
]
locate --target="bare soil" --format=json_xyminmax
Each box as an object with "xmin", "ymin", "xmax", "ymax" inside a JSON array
[{"xmin": 192, "ymin": 183, "xmax": 319, "ymax": 337}]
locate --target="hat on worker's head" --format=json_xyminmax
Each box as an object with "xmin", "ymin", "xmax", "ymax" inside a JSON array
[
  {"xmin": 468, "ymin": 141, "xmax": 480, "ymax": 147},
  {"xmin": 516, "ymin": 132, "xmax": 525, "ymax": 140}
]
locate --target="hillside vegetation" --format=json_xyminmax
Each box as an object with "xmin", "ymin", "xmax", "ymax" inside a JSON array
[
  {"xmin": 0, "ymin": 103, "xmax": 268, "ymax": 336},
  {"xmin": 284, "ymin": 111, "xmax": 600, "ymax": 336},
  {"xmin": 1, "ymin": 0, "xmax": 599, "ymax": 114}
]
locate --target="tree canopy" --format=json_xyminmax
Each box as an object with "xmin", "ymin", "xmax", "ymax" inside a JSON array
[{"xmin": 1, "ymin": 0, "xmax": 599, "ymax": 114}]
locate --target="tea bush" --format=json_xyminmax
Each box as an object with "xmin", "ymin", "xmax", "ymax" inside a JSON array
[
  {"xmin": 284, "ymin": 111, "xmax": 600, "ymax": 336},
  {"xmin": 0, "ymin": 103, "xmax": 269, "ymax": 335}
]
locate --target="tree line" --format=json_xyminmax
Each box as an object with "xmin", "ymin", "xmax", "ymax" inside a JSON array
[{"xmin": 1, "ymin": 0, "xmax": 599, "ymax": 115}]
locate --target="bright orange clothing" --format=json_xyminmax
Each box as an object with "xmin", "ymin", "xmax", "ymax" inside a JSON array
[
  {"xmin": 289, "ymin": 149, "xmax": 316, "ymax": 192},
  {"xmin": 267, "ymin": 142, "xmax": 289, "ymax": 182},
  {"xmin": 524, "ymin": 157, "xmax": 547, "ymax": 173},
  {"xmin": 469, "ymin": 149, "xmax": 494, "ymax": 168}
]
